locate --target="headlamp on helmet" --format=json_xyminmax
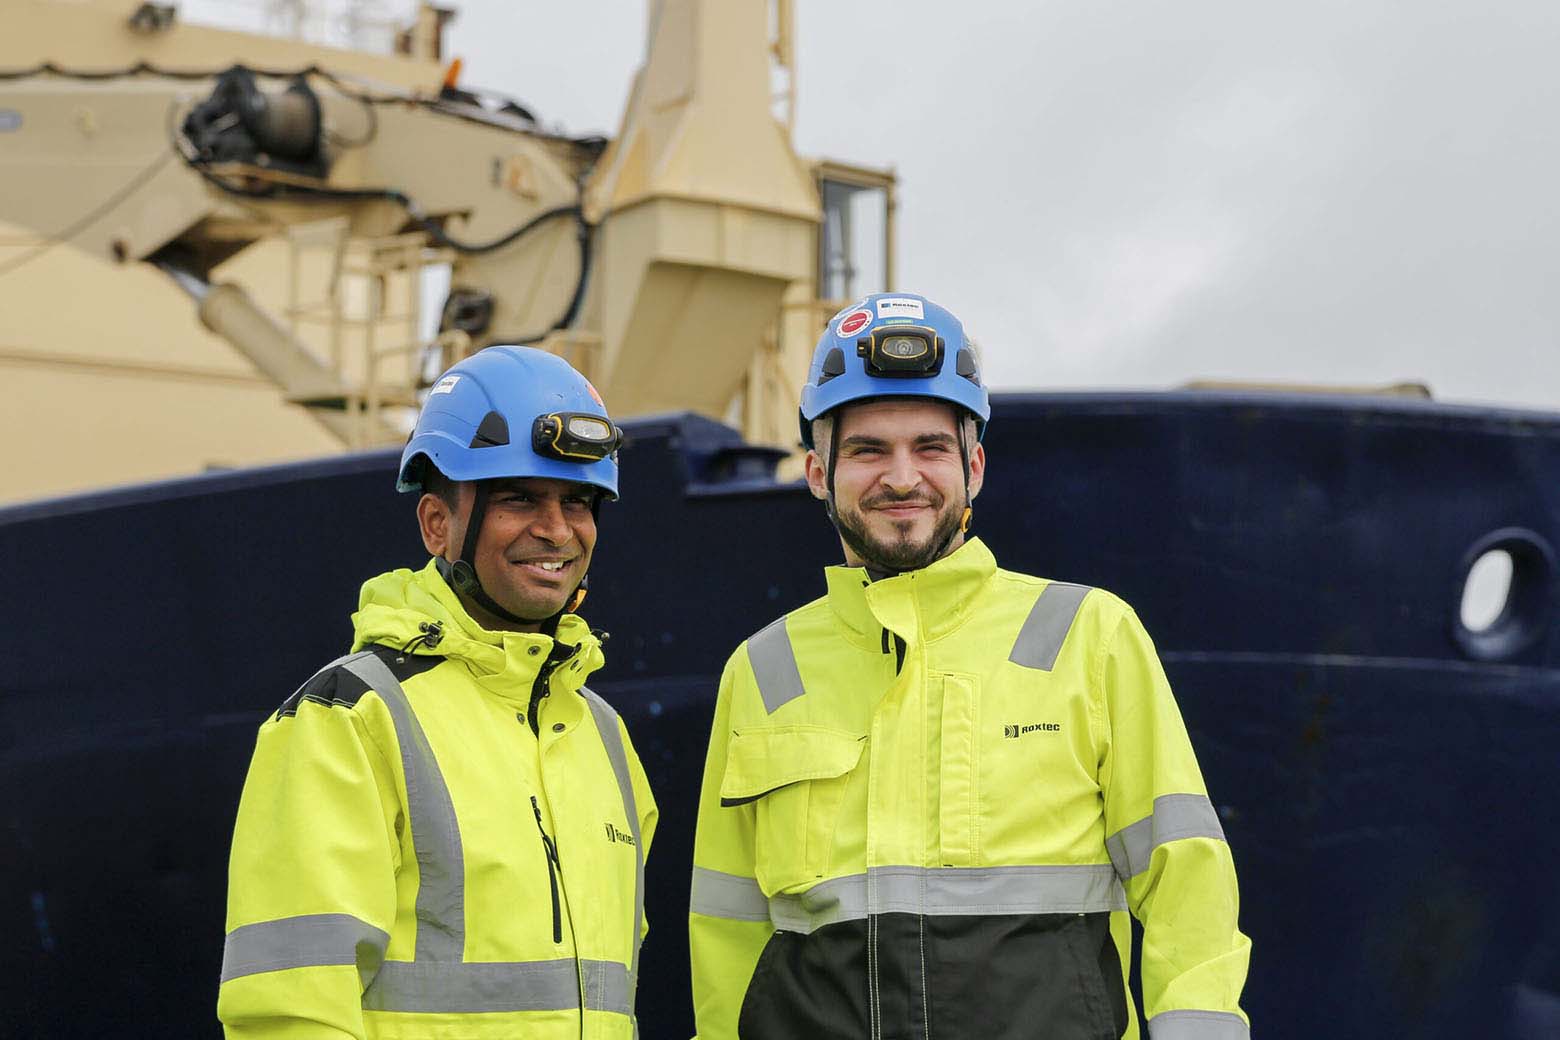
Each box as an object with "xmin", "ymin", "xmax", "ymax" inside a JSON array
[
  {"xmin": 532, "ymin": 411, "xmax": 623, "ymax": 462},
  {"xmin": 858, "ymin": 325, "xmax": 944, "ymax": 378}
]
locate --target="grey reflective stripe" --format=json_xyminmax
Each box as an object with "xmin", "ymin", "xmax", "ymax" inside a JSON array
[
  {"xmin": 690, "ymin": 866, "xmax": 770, "ymax": 922},
  {"xmin": 768, "ymin": 864, "xmax": 1126, "ymax": 934},
  {"xmin": 1147, "ymin": 1009, "xmax": 1250, "ymax": 1040},
  {"xmin": 581, "ymin": 685, "xmax": 644, "ymax": 1006},
  {"xmin": 221, "ymin": 912, "xmax": 387, "ymax": 985},
  {"xmin": 746, "ymin": 617, "xmax": 806, "ymax": 713},
  {"xmin": 340, "ymin": 652, "xmax": 465, "ymax": 962},
  {"xmin": 1009, "ymin": 582, "xmax": 1091, "ymax": 670},
  {"xmin": 1106, "ymin": 793, "xmax": 1227, "ymax": 881},
  {"xmin": 362, "ymin": 957, "xmax": 631, "ymax": 1014}
]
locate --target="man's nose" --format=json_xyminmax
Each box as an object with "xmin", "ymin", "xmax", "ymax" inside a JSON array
[
  {"xmin": 881, "ymin": 448, "xmax": 921, "ymax": 494},
  {"xmin": 528, "ymin": 499, "xmax": 572, "ymax": 543}
]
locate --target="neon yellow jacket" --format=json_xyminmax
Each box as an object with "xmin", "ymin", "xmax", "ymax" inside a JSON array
[
  {"xmin": 219, "ymin": 560, "xmax": 657, "ymax": 1039},
  {"xmin": 690, "ymin": 538, "xmax": 1249, "ymax": 1040}
]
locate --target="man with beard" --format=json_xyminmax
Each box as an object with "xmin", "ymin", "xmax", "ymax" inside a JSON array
[
  {"xmin": 688, "ymin": 293, "xmax": 1249, "ymax": 1039},
  {"xmin": 219, "ymin": 347, "xmax": 656, "ymax": 1039}
]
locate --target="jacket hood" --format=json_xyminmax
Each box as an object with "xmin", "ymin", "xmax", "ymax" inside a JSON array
[{"xmin": 351, "ymin": 559, "xmax": 605, "ymax": 686}]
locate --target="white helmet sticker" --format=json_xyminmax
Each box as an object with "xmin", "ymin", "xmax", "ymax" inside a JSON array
[
  {"xmin": 430, "ymin": 375, "xmax": 461, "ymax": 395},
  {"xmin": 875, "ymin": 297, "xmax": 925, "ymax": 320}
]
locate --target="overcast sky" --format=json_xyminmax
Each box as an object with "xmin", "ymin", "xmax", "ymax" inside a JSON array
[{"xmin": 190, "ymin": 0, "xmax": 1560, "ymax": 410}]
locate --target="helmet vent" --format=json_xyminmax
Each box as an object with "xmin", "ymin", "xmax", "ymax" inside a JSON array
[
  {"xmin": 818, "ymin": 347, "xmax": 847, "ymax": 384},
  {"xmin": 956, "ymin": 348, "xmax": 980, "ymax": 384},
  {"xmin": 469, "ymin": 411, "xmax": 511, "ymax": 448}
]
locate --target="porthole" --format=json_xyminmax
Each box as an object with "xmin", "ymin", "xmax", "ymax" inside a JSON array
[{"xmin": 1453, "ymin": 529, "xmax": 1554, "ymax": 661}]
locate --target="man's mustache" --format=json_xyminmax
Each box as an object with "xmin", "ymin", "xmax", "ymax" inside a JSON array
[{"xmin": 860, "ymin": 490, "xmax": 941, "ymax": 509}]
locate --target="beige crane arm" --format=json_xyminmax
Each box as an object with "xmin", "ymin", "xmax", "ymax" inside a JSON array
[{"xmin": 1, "ymin": 0, "xmax": 891, "ymax": 467}]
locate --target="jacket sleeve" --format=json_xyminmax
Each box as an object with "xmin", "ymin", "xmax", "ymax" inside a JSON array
[
  {"xmin": 217, "ymin": 695, "xmax": 401, "ymax": 1039},
  {"xmin": 1096, "ymin": 607, "xmax": 1252, "ymax": 1039},
  {"xmin": 689, "ymin": 655, "xmax": 775, "ymax": 1040}
]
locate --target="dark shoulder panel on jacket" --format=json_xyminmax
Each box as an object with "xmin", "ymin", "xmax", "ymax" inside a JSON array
[{"xmin": 275, "ymin": 645, "xmax": 443, "ymax": 718}]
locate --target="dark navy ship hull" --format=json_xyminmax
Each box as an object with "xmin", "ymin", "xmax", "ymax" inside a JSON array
[{"xmin": 4, "ymin": 392, "xmax": 1558, "ymax": 1037}]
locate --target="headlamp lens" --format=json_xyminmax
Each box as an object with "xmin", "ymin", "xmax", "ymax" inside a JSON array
[
  {"xmin": 881, "ymin": 335, "xmax": 928, "ymax": 360},
  {"xmin": 565, "ymin": 415, "xmax": 612, "ymax": 442}
]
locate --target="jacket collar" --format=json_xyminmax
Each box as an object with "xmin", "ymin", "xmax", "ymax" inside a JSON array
[
  {"xmin": 350, "ymin": 558, "xmax": 605, "ymax": 711},
  {"xmin": 824, "ymin": 537, "xmax": 998, "ymax": 644}
]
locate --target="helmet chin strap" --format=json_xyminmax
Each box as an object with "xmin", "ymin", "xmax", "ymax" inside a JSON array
[
  {"xmin": 932, "ymin": 418, "xmax": 974, "ymax": 560},
  {"xmin": 436, "ymin": 482, "xmax": 588, "ymax": 631}
]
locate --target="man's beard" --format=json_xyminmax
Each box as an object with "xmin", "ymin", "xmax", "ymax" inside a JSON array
[{"xmin": 834, "ymin": 488, "xmax": 966, "ymax": 574}]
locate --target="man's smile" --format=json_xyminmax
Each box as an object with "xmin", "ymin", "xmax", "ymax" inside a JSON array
[{"xmin": 510, "ymin": 556, "xmax": 578, "ymax": 583}]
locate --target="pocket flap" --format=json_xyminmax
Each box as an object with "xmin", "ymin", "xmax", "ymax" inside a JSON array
[{"xmin": 720, "ymin": 725, "xmax": 865, "ymax": 804}]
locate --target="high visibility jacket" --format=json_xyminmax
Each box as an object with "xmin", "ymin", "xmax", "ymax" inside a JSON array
[
  {"xmin": 690, "ymin": 538, "xmax": 1249, "ymax": 1040},
  {"xmin": 219, "ymin": 560, "xmax": 657, "ymax": 1040}
]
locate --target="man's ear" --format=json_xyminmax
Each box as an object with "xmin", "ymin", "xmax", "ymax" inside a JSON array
[
  {"xmin": 966, "ymin": 441, "xmax": 986, "ymax": 502},
  {"xmin": 417, "ymin": 492, "xmax": 453, "ymax": 557},
  {"xmin": 802, "ymin": 449, "xmax": 830, "ymax": 502}
]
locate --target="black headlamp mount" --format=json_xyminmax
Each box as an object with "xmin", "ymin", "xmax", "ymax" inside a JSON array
[{"xmin": 857, "ymin": 325, "xmax": 945, "ymax": 378}]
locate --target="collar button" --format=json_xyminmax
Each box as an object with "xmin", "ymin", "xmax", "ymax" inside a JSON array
[
  {"xmin": 527, "ymin": 645, "xmax": 541, "ymax": 656},
  {"xmin": 552, "ymin": 722, "xmax": 566, "ymax": 733}
]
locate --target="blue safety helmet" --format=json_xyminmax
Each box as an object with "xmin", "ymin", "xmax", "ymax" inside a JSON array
[
  {"xmin": 798, "ymin": 292, "xmax": 990, "ymax": 448},
  {"xmin": 398, "ymin": 345, "xmax": 620, "ymax": 499}
]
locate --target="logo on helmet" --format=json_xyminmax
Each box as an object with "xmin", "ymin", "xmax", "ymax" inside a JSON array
[
  {"xmin": 431, "ymin": 374, "xmax": 461, "ymax": 395},
  {"xmin": 875, "ymin": 297, "xmax": 925, "ymax": 320},
  {"xmin": 837, "ymin": 309, "xmax": 873, "ymax": 337}
]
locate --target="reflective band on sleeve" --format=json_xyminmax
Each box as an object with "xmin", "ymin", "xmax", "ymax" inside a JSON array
[
  {"xmin": 581, "ymin": 686, "xmax": 645, "ymax": 1005},
  {"xmin": 1105, "ymin": 793, "xmax": 1227, "ymax": 881},
  {"xmin": 768, "ymin": 864, "xmax": 1126, "ymax": 934},
  {"xmin": 1008, "ymin": 582, "xmax": 1090, "ymax": 671},
  {"xmin": 221, "ymin": 912, "xmax": 388, "ymax": 984},
  {"xmin": 361, "ymin": 957, "xmax": 632, "ymax": 1015},
  {"xmin": 690, "ymin": 866, "xmax": 770, "ymax": 922},
  {"xmin": 746, "ymin": 617, "xmax": 806, "ymax": 713},
  {"xmin": 341, "ymin": 652, "xmax": 466, "ymax": 962},
  {"xmin": 1147, "ymin": 1009, "xmax": 1250, "ymax": 1040}
]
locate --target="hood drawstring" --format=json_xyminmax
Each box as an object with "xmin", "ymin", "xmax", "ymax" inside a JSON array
[
  {"xmin": 879, "ymin": 627, "xmax": 907, "ymax": 674},
  {"xmin": 397, "ymin": 621, "xmax": 445, "ymax": 661},
  {"xmin": 867, "ymin": 576, "xmax": 908, "ymax": 675}
]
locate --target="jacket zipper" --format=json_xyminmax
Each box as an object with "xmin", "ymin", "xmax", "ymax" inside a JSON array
[{"xmin": 531, "ymin": 795, "xmax": 564, "ymax": 944}]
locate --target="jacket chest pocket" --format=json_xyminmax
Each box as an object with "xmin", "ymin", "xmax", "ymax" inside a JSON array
[{"xmin": 720, "ymin": 725, "xmax": 865, "ymax": 893}]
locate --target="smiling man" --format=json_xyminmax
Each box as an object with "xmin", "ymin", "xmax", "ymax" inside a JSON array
[
  {"xmin": 689, "ymin": 293, "xmax": 1250, "ymax": 1039},
  {"xmin": 219, "ymin": 347, "xmax": 656, "ymax": 1040}
]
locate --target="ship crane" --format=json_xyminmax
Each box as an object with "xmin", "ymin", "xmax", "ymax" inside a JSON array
[{"xmin": 1, "ymin": 0, "xmax": 896, "ymax": 459}]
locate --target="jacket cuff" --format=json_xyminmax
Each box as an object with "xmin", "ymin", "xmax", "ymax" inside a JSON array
[{"xmin": 1147, "ymin": 1009, "xmax": 1249, "ymax": 1040}]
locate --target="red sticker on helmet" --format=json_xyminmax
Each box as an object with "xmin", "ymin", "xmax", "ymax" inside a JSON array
[
  {"xmin": 584, "ymin": 379, "xmax": 605, "ymax": 407},
  {"xmin": 837, "ymin": 309, "xmax": 872, "ymax": 337}
]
